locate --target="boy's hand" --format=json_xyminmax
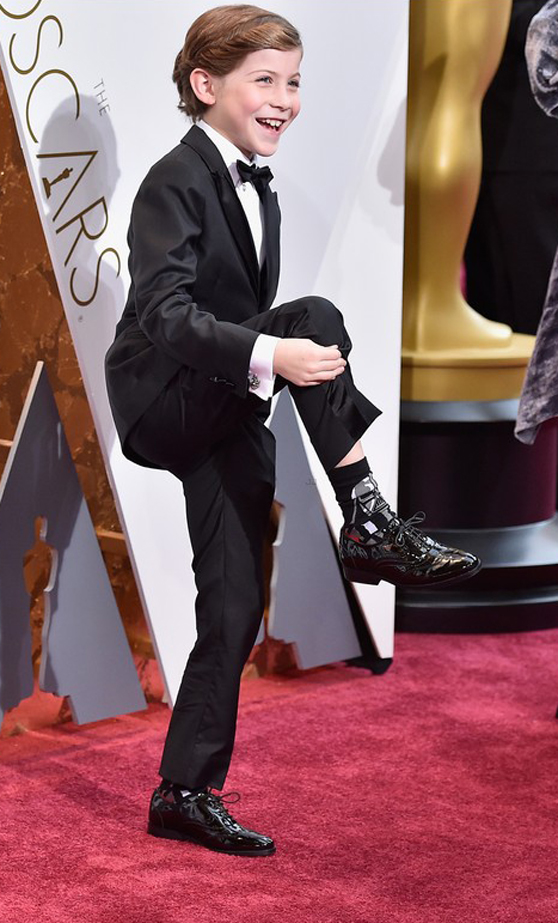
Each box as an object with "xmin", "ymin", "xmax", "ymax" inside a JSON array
[{"xmin": 273, "ymin": 339, "xmax": 347, "ymax": 387}]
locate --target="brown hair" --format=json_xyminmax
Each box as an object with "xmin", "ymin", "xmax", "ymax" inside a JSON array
[{"xmin": 173, "ymin": 4, "xmax": 302, "ymax": 121}]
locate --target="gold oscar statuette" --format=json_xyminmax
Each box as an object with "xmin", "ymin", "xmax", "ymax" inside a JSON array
[{"xmin": 402, "ymin": 0, "xmax": 535, "ymax": 400}]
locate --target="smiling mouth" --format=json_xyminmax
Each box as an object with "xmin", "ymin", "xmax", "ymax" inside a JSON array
[{"xmin": 256, "ymin": 118, "xmax": 285, "ymax": 132}]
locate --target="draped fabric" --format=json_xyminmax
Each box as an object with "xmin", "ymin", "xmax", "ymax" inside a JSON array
[
  {"xmin": 516, "ymin": 0, "xmax": 558, "ymax": 441},
  {"xmin": 515, "ymin": 248, "xmax": 558, "ymax": 442}
]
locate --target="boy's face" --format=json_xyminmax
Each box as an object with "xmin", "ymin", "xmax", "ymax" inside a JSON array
[{"xmin": 203, "ymin": 48, "xmax": 302, "ymax": 159}]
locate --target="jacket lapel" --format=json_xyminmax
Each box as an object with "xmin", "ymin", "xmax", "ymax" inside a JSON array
[{"xmin": 182, "ymin": 125, "xmax": 260, "ymax": 296}]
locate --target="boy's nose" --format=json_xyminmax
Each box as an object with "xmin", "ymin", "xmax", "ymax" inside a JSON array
[{"xmin": 271, "ymin": 87, "xmax": 291, "ymax": 110}]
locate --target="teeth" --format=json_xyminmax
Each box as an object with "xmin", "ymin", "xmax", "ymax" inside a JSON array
[{"xmin": 258, "ymin": 118, "xmax": 283, "ymax": 129}]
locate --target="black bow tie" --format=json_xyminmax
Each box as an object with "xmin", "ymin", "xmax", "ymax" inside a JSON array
[{"xmin": 236, "ymin": 160, "xmax": 273, "ymax": 196}]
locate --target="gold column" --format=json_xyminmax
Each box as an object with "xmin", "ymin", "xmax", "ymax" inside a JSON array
[{"xmin": 402, "ymin": 0, "xmax": 534, "ymax": 400}]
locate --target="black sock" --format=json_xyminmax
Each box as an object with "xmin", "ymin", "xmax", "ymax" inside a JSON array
[
  {"xmin": 160, "ymin": 779, "xmax": 207, "ymax": 799},
  {"xmin": 329, "ymin": 457, "xmax": 370, "ymax": 524}
]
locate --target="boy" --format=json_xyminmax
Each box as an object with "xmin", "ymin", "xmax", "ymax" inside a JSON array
[{"xmin": 105, "ymin": 4, "xmax": 480, "ymax": 857}]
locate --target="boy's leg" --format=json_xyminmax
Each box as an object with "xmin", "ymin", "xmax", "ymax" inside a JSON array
[
  {"xmin": 158, "ymin": 414, "xmax": 275, "ymax": 791},
  {"xmin": 127, "ymin": 389, "xmax": 276, "ymax": 855},
  {"xmin": 243, "ymin": 295, "xmax": 480, "ymax": 588},
  {"xmin": 130, "ymin": 401, "xmax": 274, "ymax": 789}
]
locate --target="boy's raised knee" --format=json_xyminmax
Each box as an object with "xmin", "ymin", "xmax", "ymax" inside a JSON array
[
  {"xmin": 292, "ymin": 293, "xmax": 341, "ymax": 321},
  {"xmin": 298, "ymin": 296, "xmax": 346, "ymax": 343}
]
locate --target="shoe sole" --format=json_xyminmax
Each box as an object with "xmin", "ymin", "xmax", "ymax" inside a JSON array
[
  {"xmin": 147, "ymin": 821, "xmax": 276, "ymax": 857},
  {"xmin": 342, "ymin": 558, "xmax": 482, "ymax": 589}
]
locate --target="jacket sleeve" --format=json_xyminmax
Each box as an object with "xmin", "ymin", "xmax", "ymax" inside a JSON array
[{"xmin": 129, "ymin": 157, "xmax": 258, "ymax": 398}]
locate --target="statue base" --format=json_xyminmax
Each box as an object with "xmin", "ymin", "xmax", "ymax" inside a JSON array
[
  {"xmin": 396, "ymin": 399, "xmax": 558, "ymax": 632},
  {"xmin": 401, "ymin": 333, "xmax": 535, "ymax": 401}
]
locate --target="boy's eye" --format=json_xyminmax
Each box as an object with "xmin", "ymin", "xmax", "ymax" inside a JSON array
[{"xmin": 255, "ymin": 76, "xmax": 300, "ymax": 88}]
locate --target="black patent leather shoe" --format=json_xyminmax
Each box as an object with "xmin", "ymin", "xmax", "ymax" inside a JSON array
[
  {"xmin": 339, "ymin": 511, "xmax": 481, "ymax": 588},
  {"xmin": 147, "ymin": 784, "xmax": 276, "ymax": 857}
]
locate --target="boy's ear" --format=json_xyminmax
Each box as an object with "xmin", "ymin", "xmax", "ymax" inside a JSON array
[{"xmin": 190, "ymin": 68, "xmax": 218, "ymax": 107}]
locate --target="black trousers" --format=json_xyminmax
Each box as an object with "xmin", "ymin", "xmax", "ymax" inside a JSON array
[{"xmin": 128, "ymin": 296, "xmax": 380, "ymax": 789}]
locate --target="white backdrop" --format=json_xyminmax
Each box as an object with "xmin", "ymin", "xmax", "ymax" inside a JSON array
[{"xmin": 0, "ymin": 0, "xmax": 408, "ymax": 700}]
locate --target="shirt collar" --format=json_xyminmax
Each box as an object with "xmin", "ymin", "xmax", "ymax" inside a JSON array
[{"xmin": 198, "ymin": 120, "xmax": 259, "ymax": 187}]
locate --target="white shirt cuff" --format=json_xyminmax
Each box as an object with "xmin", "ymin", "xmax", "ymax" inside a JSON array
[{"xmin": 248, "ymin": 333, "xmax": 280, "ymax": 400}]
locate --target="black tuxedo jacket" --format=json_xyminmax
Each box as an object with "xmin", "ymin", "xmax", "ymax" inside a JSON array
[{"xmin": 105, "ymin": 124, "xmax": 281, "ymax": 465}]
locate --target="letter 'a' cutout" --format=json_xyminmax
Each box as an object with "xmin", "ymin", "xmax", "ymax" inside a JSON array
[
  {"xmin": 0, "ymin": 362, "xmax": 145, "ymax": 725},
  {"xmin": 269, "ymin": 391, "xmax": 362, "ymax": 668}
]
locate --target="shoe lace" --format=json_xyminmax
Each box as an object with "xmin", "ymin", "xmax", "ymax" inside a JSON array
[
  {"xmin": 204, "ymin": 790, "xmax": 242, "ymax": 827},
  {"xmin": 393, "ymin": 511, "xmax": 428, "ymax": 548},
  {"xmin": 356, "ymin": 479, "xmax": 430, "ymax": 552}
]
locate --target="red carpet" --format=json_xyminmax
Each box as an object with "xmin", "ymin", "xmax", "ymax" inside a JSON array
[{"xmin": 2, "ymin": 630, "xmax": 558, "ymax": 923}]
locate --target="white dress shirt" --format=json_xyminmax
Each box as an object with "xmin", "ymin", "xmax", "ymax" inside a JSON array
[{"xmin": 198, "ymin": 120, "xmax": 279, "ymax": 400}]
